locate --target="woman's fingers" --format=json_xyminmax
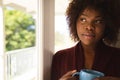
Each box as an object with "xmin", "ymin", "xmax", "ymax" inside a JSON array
[
  {"xmin": 59, "ymin": 70, "xmax": 77, "ymax": 80},
  {"xmin": 64, "ymin": 70, "xmax": 77, "ymax": 76}
]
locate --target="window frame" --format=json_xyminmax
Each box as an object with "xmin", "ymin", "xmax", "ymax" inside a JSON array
[{"xmin": 0, "ymin": 0, "xmax": 6, "ymax": 80}]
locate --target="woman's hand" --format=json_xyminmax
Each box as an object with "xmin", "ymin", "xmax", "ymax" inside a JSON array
[
  {"xmin": 59, "ymin": 70, "xmax": 77, "ymax": 80},
  {"xmin": 94, "ymin": 76, "xmax": 120, "ymax": 80}
]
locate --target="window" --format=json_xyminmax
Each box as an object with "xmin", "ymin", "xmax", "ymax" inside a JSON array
[
  {"xmin": 0, "ymin": 0, "xmax": 54, "ymax": 80},
  {"xmin": 2, "ymin": 0, "xmax": 39, "ymax": 80},
  {"xmin": 4, "ymin": 6, "xmax": 35, "ymax": 51}
]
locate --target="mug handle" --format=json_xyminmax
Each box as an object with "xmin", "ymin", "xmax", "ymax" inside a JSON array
[{"xmin": 72, "ymin": 72, "xmax": 79, "ymax": 77}]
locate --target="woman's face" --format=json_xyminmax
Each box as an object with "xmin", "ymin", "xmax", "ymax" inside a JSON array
[{"xmin": 76, "ymin": 8, "xmax": 105, "ymax": 47}]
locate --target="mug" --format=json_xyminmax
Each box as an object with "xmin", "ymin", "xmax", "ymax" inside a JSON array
[{"xmin": 72, "ymin": 69, "xmax": 104, "ymax": 80}]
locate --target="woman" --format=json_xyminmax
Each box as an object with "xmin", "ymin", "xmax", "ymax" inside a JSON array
[{"xmin": 51, "ymin": 0, "xmax": 120, "ymax": 80}]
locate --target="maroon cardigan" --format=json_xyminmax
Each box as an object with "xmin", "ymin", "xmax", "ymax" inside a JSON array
[{"xmin": 51, "ymin": 42, "xmax": 120, "ymax": 80}]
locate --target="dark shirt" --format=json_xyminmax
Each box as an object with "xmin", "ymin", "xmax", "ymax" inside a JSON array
[{"xmin": 51, "ymin": 41, "xmax": 120, "ymax": 80}]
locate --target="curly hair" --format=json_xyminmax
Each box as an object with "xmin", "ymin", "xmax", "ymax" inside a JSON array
[{"xmin": 66, "ymin": 0, "xmax": 120, "ymax": 45}]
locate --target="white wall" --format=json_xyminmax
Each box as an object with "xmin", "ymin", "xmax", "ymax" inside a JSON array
[{"xmin": 43, "ymin": 0, "xmax": 54, "ymax": 80}]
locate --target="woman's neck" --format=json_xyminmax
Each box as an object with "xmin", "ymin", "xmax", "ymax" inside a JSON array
[
  {"xmin": 81, "ymin": 43, "xmax": 96, "ymax": 54},
  {"xmin": 81, "ymin": 43, "xmax": 96, "ymax": 69}
]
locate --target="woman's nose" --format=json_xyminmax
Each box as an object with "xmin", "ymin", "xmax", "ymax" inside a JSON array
[{"xmin": 85, "ymin": 22, "xmax": 95, "ymax": 31}]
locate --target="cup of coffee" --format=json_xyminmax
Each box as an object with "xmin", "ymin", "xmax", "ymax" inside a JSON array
[{"xmin": 72, "ymin": 69, "xmax": 104, "ymax": 80}]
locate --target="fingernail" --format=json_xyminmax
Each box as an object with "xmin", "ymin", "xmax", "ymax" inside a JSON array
[{"xmin": 72, "ymin": 70, "xmax": 77, "ymax": 72}]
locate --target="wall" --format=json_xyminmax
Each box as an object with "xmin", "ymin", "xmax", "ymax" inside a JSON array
[{"xmin": 43, "ymin": 0, "xmax": 54, "ymax": 80}]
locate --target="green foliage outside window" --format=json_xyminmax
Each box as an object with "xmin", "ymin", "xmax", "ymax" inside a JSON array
[{"xmin": 4, "ymin": 8, "xmax": 35, "ymax": 51}]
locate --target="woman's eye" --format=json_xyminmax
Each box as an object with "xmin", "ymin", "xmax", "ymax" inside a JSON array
[
  {"xmin": 79, "ymin": 18, "xmax": 86, "ymax": 23},
  {"xmin": 94, "ymin": 20, "xmax": 104, "ymax": 24}
]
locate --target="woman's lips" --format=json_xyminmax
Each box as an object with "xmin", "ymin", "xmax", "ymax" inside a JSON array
[{"xmin": 81, "ymin": 33, "xmax": 95, "ymax": 39}]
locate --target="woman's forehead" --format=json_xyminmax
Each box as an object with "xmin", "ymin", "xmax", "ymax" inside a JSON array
[{"xmin": 81, "ymin": 8, "xmax": 102, "ymax": 17}]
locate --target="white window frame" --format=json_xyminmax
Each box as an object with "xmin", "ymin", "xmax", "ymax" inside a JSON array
[
  {"xmin": 36, "ymin": 0, "xmax": 55, "ymax": 79},
  {"xmin": 0, "ymin": 0, "xmax": 6, "ymax": 80}
]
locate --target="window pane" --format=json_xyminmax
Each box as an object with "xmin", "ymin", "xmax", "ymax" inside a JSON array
[{"xmin": 4, "ymin": 6, "xmax": 35, "ymax": 51}]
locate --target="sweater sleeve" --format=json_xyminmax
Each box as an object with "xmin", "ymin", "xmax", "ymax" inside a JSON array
[
  {"xmin": 51, "ymin": 52, "xmax": 62, "ymax": 80},
  {"xmin": 51, "ymin": 48, "xmax": 76, "ymax": 80}
]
